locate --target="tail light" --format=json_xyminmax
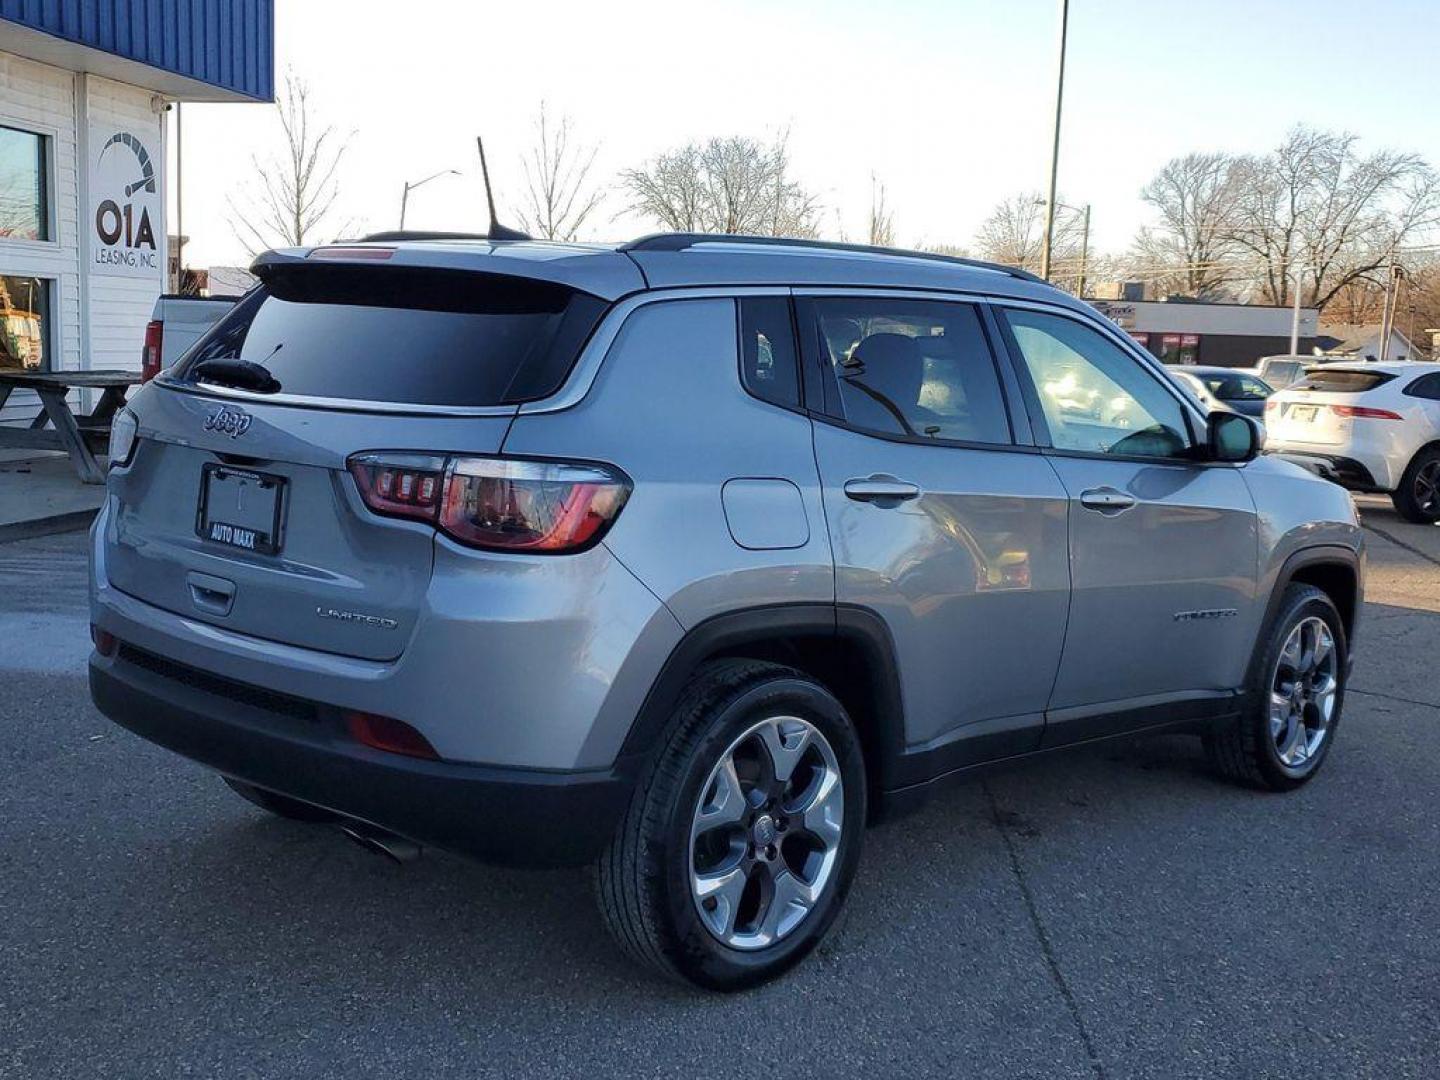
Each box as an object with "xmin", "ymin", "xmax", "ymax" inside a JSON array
[
  {"xmin": 140, "ymin": 320, "xmax": 163, "ymax": 382},
  {"xmin": 1264, "ymin": 399, "xmax": 1279, "ymax": 413},
  {"xmin": 1330, "ymin": 404, "xmax": 1402, "ymax": 420},
  {"xmin": 347, "ymin": 453, "xmax": 630, "ymax": 554}
]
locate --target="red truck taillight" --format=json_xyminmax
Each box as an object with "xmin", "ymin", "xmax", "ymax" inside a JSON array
[
  {"xmin": 140, "ymin": 320, "xmax": 163, "ymax": 382},
  {"xmin": 347, "ymin": 453, "xmax": 630, "ymax": 554}
]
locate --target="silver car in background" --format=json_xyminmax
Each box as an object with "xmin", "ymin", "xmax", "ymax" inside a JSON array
[{"xmin": 90, "ymin": 233, "xmax": 1363, "ymax": 989}]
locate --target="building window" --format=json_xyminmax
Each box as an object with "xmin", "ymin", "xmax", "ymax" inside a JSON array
[
  {"xmin": 0, "ymin": 275, "xmax": 50, "ymax": 372},
  {"xmin": 0, "ymin": 125, "xmax": 50, "ymax": 242}
]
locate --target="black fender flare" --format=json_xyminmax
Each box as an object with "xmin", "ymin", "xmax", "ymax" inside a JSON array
[
  {"xmin": 619, "ymin": 603, "xmax": 907, "ymax": 791},
  {"xmin": 1252, "ymin": 544, "xmax": 1361, "ymax": 673}
]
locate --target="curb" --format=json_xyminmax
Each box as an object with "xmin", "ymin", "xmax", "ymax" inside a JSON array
[{"xmin": 0, "ymin": 508, "xmax": 98, "ymax": 544}]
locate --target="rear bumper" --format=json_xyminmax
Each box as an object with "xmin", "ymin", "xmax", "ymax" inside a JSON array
[
  {"xmin": 89, "ymin": 646, "xmax": 636, "ymax": 867},
  {"xmin": 1265, "ymin": 451, "xmax": 1386, "ymax": 493}
]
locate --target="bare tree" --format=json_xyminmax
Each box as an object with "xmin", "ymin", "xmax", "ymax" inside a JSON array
[
  {"xmin": 1224, "ymin": 126, "xmax": 1440, "ymax": 308},
  {"xmin": 515, "ymin": 103, "xmax": 604, "ymax": 242},
  {"xmin": 975, "ymin": 191, "xmax": 1082, "ymax": 280},
  {"xmin": 622, "ymin": 134, "xmax": 821, "ymax": 237},
  {"xmin": 868, "ymin": 174, "xmax": 895, "ymax": 247},
  {"xmin": 227, "ymin": 73, "xmax": 352, "ymax": 254},
  {"xmin": 1129, "ymin": 152, "xmax": 1243, "ymax": 298}
]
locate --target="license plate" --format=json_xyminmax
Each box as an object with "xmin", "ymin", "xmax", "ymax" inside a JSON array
[
  {"xmin": 1290, "ymin": 405, "xmax": 1319, "ymax": 423},
  {"xmin": 196, "ymin": 464, "xmax": 286, "ymax": 555}
]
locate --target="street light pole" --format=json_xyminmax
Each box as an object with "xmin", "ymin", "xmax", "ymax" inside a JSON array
[
  {"xmin": 1039, "ymin": 0, "xmax": 1070, "ymax": 282},
  {"xmin": 1076, "ymin": 202, "xmax": 1091, "ymax": 298},
  {"xmin": 399, "ymin": 169, "xmax": 461, "ymax": 229}
]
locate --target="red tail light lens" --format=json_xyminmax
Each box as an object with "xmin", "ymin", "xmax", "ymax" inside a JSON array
[
  {"xmin": 441, "ymin": 458, "xmax": 630, "ymax": 552},
  {"xmin": 348, "ymin": 453, "xmax": 447, "ymax": 522},
  {"xmin": 141, "ymin": 320, "xmax": 163, "ymax": 382},
  {"xmin": 90, "ymin": 624, "xmax": 118, "ymax": 657},
  {"xmin": 1331, "ymin": 404, "xmax": 1402, "ymax": 420},
  {"xmin": 347, "ymin": 453, "xmax": 630, "ymax": 554},
  {"xmin": 345, "ymin": 711, "xmax": 439, "ymax": 760}
]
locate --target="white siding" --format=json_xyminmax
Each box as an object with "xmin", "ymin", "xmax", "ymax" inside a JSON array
[
  {"xmin": 0, "ymin": 51, "xmax": 81, "ymax": 426},
  {"xmin": 83, "ymin": 74, "xmax": 165, "ymax": 375}
]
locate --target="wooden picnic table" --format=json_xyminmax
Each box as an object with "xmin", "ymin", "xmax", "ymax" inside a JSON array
[{"xmin": 0, "ymin": 370, "xmax": 140, "ymax": 485}]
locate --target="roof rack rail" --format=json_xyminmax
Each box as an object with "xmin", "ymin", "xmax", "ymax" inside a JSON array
[
  {"xmin": 619, "ymin": 233, "xmax": 1046, "ymax": 284},
  {"xmin": 357, "ymin": 230, "xmax": 502, "ymax": 243}
]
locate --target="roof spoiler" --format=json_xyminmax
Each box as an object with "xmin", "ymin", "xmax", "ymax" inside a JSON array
[{"xmin": 621, "ymin": 233, "xmax": 1046, "ymax": 284}]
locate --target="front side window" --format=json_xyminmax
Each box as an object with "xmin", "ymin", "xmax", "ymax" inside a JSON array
[
  {"xmin": 0, "ymin": 125, "xmax": 49, "ymax": 242},
  {"xmin": 0, "ymin": 274, "xmax": 50, "ymax": 372},
  {"xmin": 1002, "ymin": 307, "xmax": 1193, "ymax": 459},
  {"xmin": 800, "ymin": 297, "xmax": 1011, "ymax": 445}
]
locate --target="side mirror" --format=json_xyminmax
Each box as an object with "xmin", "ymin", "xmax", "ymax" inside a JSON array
[{"xmin": 1207, "ymin": 410, "xmax": 1261, "ymax": 463}]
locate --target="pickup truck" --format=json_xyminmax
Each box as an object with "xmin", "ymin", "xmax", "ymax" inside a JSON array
[{"xmin": 141, "ymin": 294, "xmax": 240, "ymax": 382}]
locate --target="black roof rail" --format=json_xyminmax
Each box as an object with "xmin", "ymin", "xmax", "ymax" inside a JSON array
[
  {"xmin": 356, "ymin": 230, "xmax": 519, "ymax": 243},
  {"xmin": 619, "ymin": 233, "xmax": 1046, "ymax": 284}
]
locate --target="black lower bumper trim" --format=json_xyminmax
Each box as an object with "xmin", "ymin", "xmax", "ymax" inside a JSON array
[
  {"xmin": 1267, "ymin": 451, "xmax": 1382, "ymax": 492},
  {"xmin": 90, "ymin": 653, "xmax": 634, "ymax": 868}
]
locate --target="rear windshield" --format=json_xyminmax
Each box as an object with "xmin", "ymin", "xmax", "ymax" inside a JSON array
[
  {"xmin": 171, "ymin": 264, "xmax": 607, "ymax": 406},
  {"xmin": 1290, "ymin": 369, "xmax": 1396, "ymax": 394}
]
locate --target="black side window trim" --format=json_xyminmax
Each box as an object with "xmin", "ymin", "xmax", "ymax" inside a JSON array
[
  {"xmin": 792, "ymin": 295, "xmax": 1022, "ymax": 449},
  {"xmin": 990, "ymin": 301, "xmax": 1209, "ymax": 461}
]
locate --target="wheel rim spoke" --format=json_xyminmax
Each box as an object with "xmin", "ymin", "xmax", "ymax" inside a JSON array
[
  {"xmin": 694, "ymin": 865, "xmax": 749, "ymax": 940},
  {"xmin": 756, "ymin": 869, "xmax": 816, "ymax": 944},
  {"xmin": 797, "ymin": 766, "xmax": 844, "ymax": 847},
  {"xmin": 691, "ymin": 756, "xmax": 747, "ymax": 845},
  {"xmin": 757, "ymin": 717, "xmax": 813, "ymax": 787}
]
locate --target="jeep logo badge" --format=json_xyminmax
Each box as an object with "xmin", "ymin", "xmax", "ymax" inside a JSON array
[{"xmin": 204, "ymin": 406, "xmax": 252, "ymax": 439}]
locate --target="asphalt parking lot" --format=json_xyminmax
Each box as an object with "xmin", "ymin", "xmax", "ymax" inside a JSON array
[{"xmin": 2, "ymin": 496, "xmax": 1438, "ymax": 1079}]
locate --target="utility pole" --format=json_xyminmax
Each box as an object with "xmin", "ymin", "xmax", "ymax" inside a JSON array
[
  {"xmin": 1076, "ymin": 202, "xmax": 1091, "ymax": 298},
  {"xmin": 175, "ymin": 102, "xmax": 184, "ymax": 293},
  {"xmin": 1378, "ymin": 264, "xmax": 1402, "ymax": 362},
  {"xmin": 1039, "ymin": 0, "xmax": 1070, "ymax": 281},
  {"xmin": 1290, "ymin": 274, "xmax": 1302, "ymax": 355}
]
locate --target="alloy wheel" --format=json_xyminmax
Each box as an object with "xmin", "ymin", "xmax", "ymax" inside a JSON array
[
  {"xmin": 1414, "ymin": 460, "xmax": 1440, "ymax": 515},
  {"xmin": 1269, "ymin": 615, "xmax": 1339, "ymax": 769},
  {"xmin": 688, "ymin": 715, "xmax": 844, "ymax": 950}
]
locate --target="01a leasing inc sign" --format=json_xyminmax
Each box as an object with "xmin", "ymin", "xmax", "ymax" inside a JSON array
[{"xmin": 89, "ymin": 128, "xmax": 161, "ymax": 278}]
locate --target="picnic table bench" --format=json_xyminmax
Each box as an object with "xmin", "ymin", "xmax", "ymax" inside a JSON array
[{"xmin": 0, "ymin": 370, "xmax": 140, "ymax": 485}]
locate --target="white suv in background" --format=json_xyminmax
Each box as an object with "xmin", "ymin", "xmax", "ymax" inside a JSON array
[{"xmin": 1265, "ymin": 362, "xmax": 1440, "ymax": 522}]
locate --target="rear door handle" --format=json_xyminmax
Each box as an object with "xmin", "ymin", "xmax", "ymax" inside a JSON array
[
  {"xmin": 1079, "ymin": 487, "xmax": 1137, "ymax": 515},
  {"xmin": 843, "ymin": 476, "xmax": 921, "ymax": 506}
]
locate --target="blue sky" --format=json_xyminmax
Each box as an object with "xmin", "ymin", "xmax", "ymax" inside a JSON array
[{"xmin": 177, "ymin": 0, "xmax": 1440, "ymax": 265}]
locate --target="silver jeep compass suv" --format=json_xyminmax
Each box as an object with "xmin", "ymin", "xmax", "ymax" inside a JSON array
[{"xmin": 90, "ymin": 233, "xmax": 1363, "ymax": 989}]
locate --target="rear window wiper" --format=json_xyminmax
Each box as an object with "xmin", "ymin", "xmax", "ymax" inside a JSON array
[{"xmin": 193, "ymin": 357, "xmax": 282, "ymax": 395}]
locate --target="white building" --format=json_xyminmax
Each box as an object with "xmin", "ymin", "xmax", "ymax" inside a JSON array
[{"xmin": 0, "ymin": 2, "xmax": 272, "ymax": 426}]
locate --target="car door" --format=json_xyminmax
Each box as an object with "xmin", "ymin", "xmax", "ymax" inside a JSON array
[
  {"xmin": 797, "ymin": 293, "xmax": 1071, "ymax": 777},
  {"xmin": 994, "ymin": 303, "xmax": 1261, "ymax": 747}
]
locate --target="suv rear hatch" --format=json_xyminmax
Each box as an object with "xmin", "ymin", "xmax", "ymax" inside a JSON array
[
  {"xmin": 1266, "ymin": 368, "xmax": 1398, "ymax": 447},
  {"xmin": 106, "ymin": 256, "xmax": 612, "ymax": 661}
]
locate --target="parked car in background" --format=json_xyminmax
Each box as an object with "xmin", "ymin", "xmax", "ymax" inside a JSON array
[
  {"xmin": 1265, "ymin": 361, "xmax": 1440, "ymax": 522},
  {"xmin": 141, "ymin": 294, "xmax": 239, "ymax": 382},
  {"xmin": 90, "ymin": 232, "xmax": 1363, "ymax": 990},
  {"xmin": 1167, "ymin": 365, "xmax": 1274, "ymax": 419}
]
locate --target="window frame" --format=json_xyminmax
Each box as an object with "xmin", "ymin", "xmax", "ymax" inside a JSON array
[
  {"xmin": 990, "ymin": 298, "xmax": 1214, "ymax": 466},
  {"xmin": 0, "ymin": 122, "xmax": 56, "ymax": 247},
  {"xmin": 792, "ymin": 288, "xmax": 1032, "ymax": 452}
]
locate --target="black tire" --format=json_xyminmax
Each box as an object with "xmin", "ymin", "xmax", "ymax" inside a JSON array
[
  {"xmin": 596, "ymin": 659, "xmax": 867, "ymax": 991},
  {"xmin": 221, "ymin": 776, "xmax": 339, "ymax": 823},
  {"xmin": 1391, "ymin": 446, "xmax": 1440, "ymax": 524},
  {"xmin": 1206, "ymin": 584, "xmax": 1347, "ymax": 791}
]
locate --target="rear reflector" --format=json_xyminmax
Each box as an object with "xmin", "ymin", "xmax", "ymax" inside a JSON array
[
  {"xmin": 91, "ymin": 624, "xmax": 118, "ymax": 657},
  {"xmin": 348, "ymin": 452, "xmax": 630, "ymax": 554},
  {"xmin": 141, "ymin": 320, "xmax": 163, "ymax": 382},
  {"xmin": 345, "ymin": 711, "xmax": 439, "ymax": 760},
  {"xmin": 1331, "ymin": 404, "xmax": 1403, "ymax": 420}
]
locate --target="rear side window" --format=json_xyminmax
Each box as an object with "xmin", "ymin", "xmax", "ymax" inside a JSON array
[
  {"xmin": 798, "ymin": 297, "xmax": 1011, "ymax": 445},
  {"xmin": 172, "ymin": 265, "xmax": 608, "ymax": 406},
  {"xmin": 738, "ymin": 296, "xmax": 800, "ymax": 409},
  {"xmin": 1291, "ymin": 369, "xmax": 1396, "ymax": 394},
  {"xmin": 1403, "ymin": 373, "xmax": 1440, "ymax": 400},
  {"xmin": 1204, "ymin": 374, "xmax": 1271, "ymax": 401}
]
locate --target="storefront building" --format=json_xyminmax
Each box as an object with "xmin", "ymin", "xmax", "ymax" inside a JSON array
[
  {"xmin": 1089, "ymin": 297, "xmax": 1321, "ymax": 368},
  {"xmin": 0, "ymin": 1, "xmax": 272, "ymax": 426}
]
